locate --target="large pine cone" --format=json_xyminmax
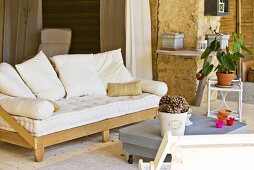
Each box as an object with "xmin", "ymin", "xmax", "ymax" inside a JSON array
[
  {"xmin": 159, "ymin": 95, "xmax": 171, "ymax": 106},
  {"xmin": 158, "ymin": 95, "xmax": 190, "ymax": 114}
]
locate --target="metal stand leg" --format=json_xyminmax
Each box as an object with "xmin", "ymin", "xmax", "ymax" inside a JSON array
[
  {"xmin": 128, "ymin": 155, "xmax": 133, "ymax": 164},
  {"xmin": 239, "ymin": 82, "xmax": 243, "ymax": 122},
  {"xmin": 207, "ymin": 79, "xmax": 211, "ymax": 116}
]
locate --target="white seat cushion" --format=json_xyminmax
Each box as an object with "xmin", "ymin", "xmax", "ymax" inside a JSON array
[
  {"xmin": 15, "ymin": 51, "xmax": 65, "ymax": 101},
  {"xmin": 0, "ymin": 93, "xmax": 160, "ymax": 136},
  {"xmin": 94, "ymin": 49, "xmax": 134, "ymax": 88},
  {"xmin": 0, "ymin": 63, "xmax": 35, "ymax": 98},
  {"xmin": 51, "ymin": 54, "xmax": 106, "ymax": 98}
]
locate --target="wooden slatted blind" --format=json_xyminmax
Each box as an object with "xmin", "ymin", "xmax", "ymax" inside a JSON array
[
  {"xmin": 221, "ymin": 0, "xmax": 254, "ymax": 60},
  {"xmin": 220, "ymin": 0, "xmax": 236, "ymax": 48},
  {"xmin": 241, "ymin": 0, "xmax": 254, "ymax": 60},
  {"xmin": 42, "ymin": 0, "xmax": 100, "ymax": 54}
]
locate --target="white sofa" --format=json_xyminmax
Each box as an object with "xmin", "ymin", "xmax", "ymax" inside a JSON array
[{"xmin": 0, "ymin": 49, "xmax": 167, "ymax": 162}]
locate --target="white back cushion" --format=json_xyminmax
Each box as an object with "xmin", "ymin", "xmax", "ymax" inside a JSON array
[
  {"xmin": 94, "ymin": 49, "xmax": 134, "ymax": 88},
  {"xmin": 51, "ymin": 54, "xmax": 106, "ymax": 98},
  {"xmin": 0, "ymin": 63, "xmax": 35, "ymax": 98},
  {"xmin": 15, "ymin": 51, "xmax": 65, "ymax": 101}
]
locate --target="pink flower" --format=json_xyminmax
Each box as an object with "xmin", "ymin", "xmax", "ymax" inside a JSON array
[{"xmin": 214, "ymin": 120, "xmax": 224, "ymax": 128}]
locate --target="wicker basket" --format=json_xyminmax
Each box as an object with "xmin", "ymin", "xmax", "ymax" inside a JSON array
[{"xmin": 248, "ymin": 69, "xmax": 254, "ymax": 82}]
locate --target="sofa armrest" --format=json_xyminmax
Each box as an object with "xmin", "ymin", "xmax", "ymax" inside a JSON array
[
  {"xmin": 0, "ymin": 94, "xmax": 54, "ymax": 120},
  {"xmin": 140, "ymin": 80, "xmax": 168, "ymax": 96}
]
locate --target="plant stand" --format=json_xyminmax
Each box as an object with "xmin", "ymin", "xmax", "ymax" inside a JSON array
[{"xmin": 207, "ymin": 79, "xmax": 243, "ymax": 122}]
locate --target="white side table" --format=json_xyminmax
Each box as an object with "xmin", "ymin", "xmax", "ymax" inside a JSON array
[{"xmin": 207, "ymin": 79, "xmax": 243, "ymax": 122}]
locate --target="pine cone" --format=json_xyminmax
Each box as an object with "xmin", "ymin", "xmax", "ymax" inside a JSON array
[
  {"xmin": 159, "ymin": 95, "xmax": 171, "ymax": 106},
  {"xmin": 158, "ymin": 95, "xmax": 190, "ymax": 114},
  {"xmin": 158, "ymin": 104, "xmax": 172, "ymax": 113}
]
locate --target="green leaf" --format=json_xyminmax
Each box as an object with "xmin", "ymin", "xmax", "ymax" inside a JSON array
[
  {"xmin": 232, "ymin": 32, "xmax": 237, "ymax": 39},
  {"xmin": 205, "ymin": 64, "xmax": 214, "ymax": 76},
  {"xmin": 232, "ymin": 42, "xmax": 241, "ymax": 53},
  {"xmin": 201, "ymin": 47, "xmax": 212, "ymax": 59},
  {"xmin": 241, "ymin": 45, "xmax": 253, "ymax": 55},
  {"xmin": 233, "ymin": 52, "xmax": 244, "ymax": 62},
  {"xmin": 234, "ymin": 52, "xmax": 244, "ymax": 58},
  {"xmin": 233, "ymin": 33, "xmax": 244, "ymax": 46},
  {"xmin": 225, "ymin": 54, "xmax": 236, "ymax": 71},
  {"xmin": 209, "ymin": 39, "xmax": 217, "ymax": 51},
  {"xmin": 214, "ymin": 40, "xmax": 221, "ymax": 51},
  {"xmin": 216, "ymin": 49, "xmax": 224, "ymax": 64},
  {"xmin": 209, "ymin": 39, "xmax": 220, "ymax": 51},
  {"xmin": 220, "ymin": 53, "xmax": 229, "ymax": 67},
  {"xmin": 216, "ymin": 65, "xmax": 224, "ymax": 73},
  {"xmin": 202, "ymin": 63, "xmax": 214, "ymax": 76},
  {"xmin": 219, "ymin": 53, "xmax": 236, "ymax": 71}
]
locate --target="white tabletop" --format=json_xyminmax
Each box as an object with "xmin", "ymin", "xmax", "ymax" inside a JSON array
[{"xmin": 210, "ymin": 84, "xmax": 242, "ymax": 92}]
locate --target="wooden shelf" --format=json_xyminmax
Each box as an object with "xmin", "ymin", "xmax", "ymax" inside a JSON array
[{"xmin": 157, "ymin": 49, "xmax": 203, "ymax": 57}]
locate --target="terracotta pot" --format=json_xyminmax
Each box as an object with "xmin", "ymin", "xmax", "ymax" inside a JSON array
[
  {"xmin": 216, "ymin": 72, "xmax": 235, "ymax": 86},
  {"xmin": 218, "ymin": 109, "xmax": 232, "ymax": 116}
]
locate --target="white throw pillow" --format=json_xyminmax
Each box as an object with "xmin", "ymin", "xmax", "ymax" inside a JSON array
[
  {"xmin": 0, "ymin": 95, "xmax": 54, "ymax": 120},
  {"xmin": 15, "ymin": 51, "xmax": 65, "ymax": 101},
  {"xmin": 93, "ymin": 49, "xmax": 134, "ymax": 89},
  {"xmin": 51, "ymin": 54, "xmax": 106, "ymax": 98},
  {"xmin": 140, "ymin": 79, "xmax": 168, "ymax": 96},
  {"xmin": 0, "ymin": 62, "xmax": 35, "ymax": 98}
]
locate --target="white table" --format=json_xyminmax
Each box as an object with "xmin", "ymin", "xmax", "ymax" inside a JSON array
[
  {"xmin": 207, "ymin": 79, "xmax": 243, "ymax": 122},
  {"xmin": 119, "ymin": 114, "xmax": 247, "ymax": 164}
]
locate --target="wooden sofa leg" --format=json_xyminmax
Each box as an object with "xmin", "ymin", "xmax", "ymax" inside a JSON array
[
  {"xmin": 102, "ymin": 130, "xmax": 109, "ymax": 142},
  {"xmin": 34, "ymin": 147, "xmax": 44, "ymax": 162}
]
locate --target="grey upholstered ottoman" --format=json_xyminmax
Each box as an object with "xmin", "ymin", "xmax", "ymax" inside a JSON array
[{"xmin": 119, "ymin": 114, "xmax": 248, "ymax": 164}]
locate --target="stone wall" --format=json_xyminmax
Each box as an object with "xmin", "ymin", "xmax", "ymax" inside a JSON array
[
  {"xmin": 157, "ymin": 55, "xmax": 203, "ymax": 104},
  {"xmin": 157, "ymin": 0, "xmax": 221, "ymax": 49},
  {"xmin": 158, "ymin": 0, "xmax": 198, "ymax": 49},
  {"xmin": 153, "ymin": 0, "xmax": 220, "ymax": 104}
]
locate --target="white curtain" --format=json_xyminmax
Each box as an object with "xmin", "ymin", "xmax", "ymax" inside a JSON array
[
  {"xmin": 3, "ymin": 0, "xmax": 42, "ymax": 65},
  {"xmin": 125, "ymin": 0, "xmax": 153, "ymax": 80}
]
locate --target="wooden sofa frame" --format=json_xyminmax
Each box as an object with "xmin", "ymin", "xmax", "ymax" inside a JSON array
[{"xmin": 0, "ymin": 106, "xmax": 157, "ymax": 162}]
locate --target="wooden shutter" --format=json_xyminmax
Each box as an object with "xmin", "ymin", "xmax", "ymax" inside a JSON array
[
  {"xmin": 221, "ymin": 0, "xmax": 254, "ymax": 60},
  {"xmin": 241, "ymin": 0, "xmax": 254, "ymax": 60},
  {"xmin": 42, "ymin": 0, "xmax": 100, "ymax": 54},
  {"xmin": 220, "ymin": 0, "xmax": 236, "ymax": 48}
]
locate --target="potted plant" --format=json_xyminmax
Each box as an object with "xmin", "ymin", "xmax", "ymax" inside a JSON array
[
  {"xmin": 158, "ymin": 95, "xmax": 190, "ymax": 136},
  {"xmin": 197, "ymin": 32, "xmax": 253, "ymax": 86}
]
